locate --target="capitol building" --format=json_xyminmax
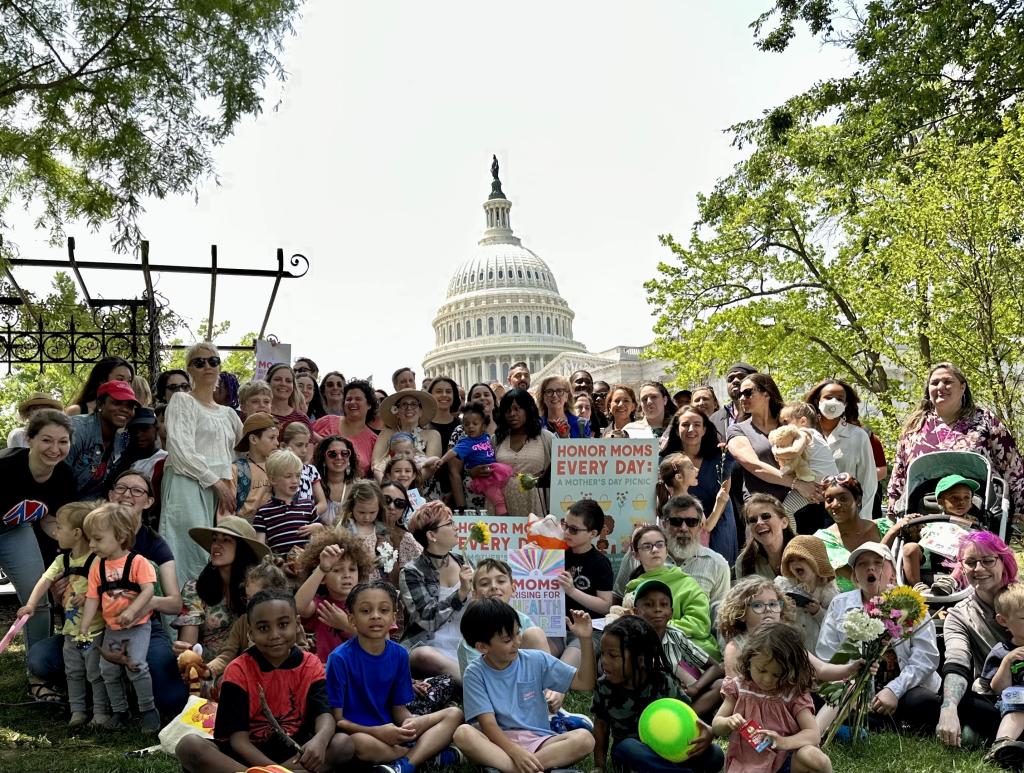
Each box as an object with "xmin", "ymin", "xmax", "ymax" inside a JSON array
[{"xmin": 422, "ymin": 158, "xmax": 670, "ymax": 388}]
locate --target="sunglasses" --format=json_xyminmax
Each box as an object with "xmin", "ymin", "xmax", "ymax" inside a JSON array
[
  {"xmin": 821, "ymin": 472, "xmax": 854, "ymax": 487},
  {"xmin": 739, "ymin": 387, "xmax": 759, "ymax": 399},
  {"xmin": 326, "ymin": 449, "xmax": 351, "ymax": 459},
  {"xmin": 665, "ymin": 516, "xmax": 702, "ymax": 528},
  {"xmin": 166, "ymin": 382, "xmax": 191, "ymax": 393},
  {"xmin": 189, "ymin": 356, "xmax": 221, "ymax": 369},
  {"xmin": 746, "ymin": 512, "xmax": 776, "ymax": 525},
  {"xmin": 384, "ymin": 495, "xmax": 409, "ymax": 510}
]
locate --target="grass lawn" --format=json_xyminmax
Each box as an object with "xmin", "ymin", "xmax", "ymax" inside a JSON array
[{"xmin": 0, "ymin": 599, "xmax": 1006, "ymax": 772}]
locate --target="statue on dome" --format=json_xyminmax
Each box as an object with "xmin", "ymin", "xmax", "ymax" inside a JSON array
[
  {"xmin": 491, "ymin": 154, "xmax": 500, "ymax": 180},
  {"xmin": 488, "ymin": 155, "xmax": 506, "ymax": 199}
]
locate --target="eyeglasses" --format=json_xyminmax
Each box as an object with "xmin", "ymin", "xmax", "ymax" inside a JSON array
[
  {"xmin": 397, "ymin": 400, "xmax": 421, "ymax": 409},
  {"xmin": 189, "ymin": 356, "xmax": 221, "ymax": 369},
  {"xmin": 326, "ymin": 449, "xmax": 351, "ymax": 459},
  {"xmin": 746, "ymin": 512, "xmax": 776, "ymax": 525},
  {"xmin": 560, "ymin": 519, "xmax": 588, "ymax": 535},
  {"xmin": 112, "ymin": 484, "xmax": 149, "ymax": 498},
  {"xmin": 961, "ymin": 556, "xmax": 999, "ymax": 569},
  {"xmin": 665, "ymin": 516, "xmax": 702, "ymax": 528},
  {"xmin": 637, "ymin": 540, "xmax": 667, "ymax": 553},
  {"xmin": 821, "ymin": 472, "xmax": 854, "ymax": 487},
  {"xmin": 748, "ymin": 600, "xmax": 783, "ymax": 614},
  {"xmin": 384, "ymin": 495, "xmax": 409, "ymax": 510},
  {"xmin": 166, "ymin": 382, "xmax": 191, "ymax": 393},
  {"xmin": 543, "ymin": 389, "xmax": 568, "ymax": 397},
  {"xmin": 430, "ymin": 519, "xmax": 454, "ymax": 531},
  {"xmin": 739, "ymin": 388, "xmax": 759, "ymax": 399}
]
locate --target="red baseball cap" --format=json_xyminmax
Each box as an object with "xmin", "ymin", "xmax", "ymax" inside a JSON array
[{"xmin": 97, "ymin": 380, "xmax": 139, "ymax": 405}]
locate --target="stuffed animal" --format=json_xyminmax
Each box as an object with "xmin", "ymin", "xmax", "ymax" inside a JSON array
[
  {"xmin": 525, "ymin": 513, "xmax": 568, "ymax": 550},
  {"xmin": 768, "ymin": 425, "xmax": 815, "ymax": 482},
  {"xmin": 177, "ymin": 643, "xmax": 209, "ymax": 696}
]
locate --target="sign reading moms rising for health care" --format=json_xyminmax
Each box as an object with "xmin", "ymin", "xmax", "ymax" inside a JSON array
[
  {"xmin": 550, "ymin": 437, "xmax": 659, "ymax": 570},
  {"xmin": 509, "ymin": 548, "xmax": 565, "ymax": 637}
]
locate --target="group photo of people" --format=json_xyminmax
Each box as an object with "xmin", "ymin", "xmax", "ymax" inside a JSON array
[{"xmin": 1, "ymin": 350, "xmax": 1024, "ymax": 773}]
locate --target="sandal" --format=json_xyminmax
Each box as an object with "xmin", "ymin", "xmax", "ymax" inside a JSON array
[
  {"xmin": 985, "ymin": 737, "xmax": 1024, "ymax": 770},
  {"xmin": 27, "ymin": 681, "xmax": 66, "ymax": 705}
]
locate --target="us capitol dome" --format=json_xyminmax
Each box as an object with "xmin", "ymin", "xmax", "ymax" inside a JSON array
[{"xmin": 422, "ymin": 157, "xmax": 587, "ymax": 386}]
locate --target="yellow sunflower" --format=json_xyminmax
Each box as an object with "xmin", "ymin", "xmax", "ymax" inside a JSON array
[
  {"xmin": 882, "ymin": 585, "xmax": 928, "ymax": 628},
  {"xmin": 469, "ymin": 520, "xmax": 491, "ymax": 545}
]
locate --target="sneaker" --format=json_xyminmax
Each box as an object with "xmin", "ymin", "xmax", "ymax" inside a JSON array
[
  {"xmin": 931, "ymin": 574, "xmax": 959, "ymax": 596},
  {"xmin": 68, "ymin": 711, "xmax": 89, "ymax": 729},
  {"xmin": 140, "ymin": 708, "xmax": 161, "ymax": 733},
  {"xmin": 88, "ymin": 713, "xmax": 111, "ymax": 728},
  {"xmin": 912, "ymin": 582, "xmax": 930, "ymax": 594},
  {"xmin": 549, "ymin": 709, "xmax": 594, "ymax": 733},
  {"xmin": 985, "ymin": 737, "xmax": 1024, "ymax": 769},
  {"xmin": 373, "ymin": 759, "xmax": 414, "ymax": 773},
  {"xmin": 103, "ymin": 711, "xmax": 131, "ymax": 730},
  {"xmin": 422, "ymin": 745, "xmax": 464, "ymax": 771}
]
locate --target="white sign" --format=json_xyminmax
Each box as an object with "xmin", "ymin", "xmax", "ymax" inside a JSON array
[{"xmin": 254, "ymin": 339, "xmax": 291, "ymax": 381}]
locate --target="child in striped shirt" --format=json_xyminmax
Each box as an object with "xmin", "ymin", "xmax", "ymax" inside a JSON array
[{"xmin": 253, "ymin": 449, "xmax": 323, "ymax": 555}]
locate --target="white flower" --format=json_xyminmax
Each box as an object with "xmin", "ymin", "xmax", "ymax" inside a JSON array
[
  {"xmin": 842, "ymin": 608, "xmax": 885, "ymax": 643},
  {"xmin": 377, "ymin": 542, "xmax": 398, "ymax": 573}
]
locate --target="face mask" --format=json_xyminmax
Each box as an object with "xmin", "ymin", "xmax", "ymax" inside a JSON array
[{"xmin": 819, "ymin": 398, "xmax": 846, "ymax": 420}]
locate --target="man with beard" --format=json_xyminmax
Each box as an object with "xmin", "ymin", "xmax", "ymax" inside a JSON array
[{"xmin": 612, "ymin": 495, "xmax": 730, "ymax": 606}]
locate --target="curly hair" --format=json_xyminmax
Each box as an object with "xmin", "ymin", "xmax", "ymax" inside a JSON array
[
  {"xmin": 494, "ymin": 388, "xmax": 543, "ymax": 445},
  {"xmin": 738, "ymin": 622, "xmax": 814, "ymax": 695},
  {"xmin": 343, "ymin": 379, "xmax": 379, "ymax": 422},
  {"xmin": 299, "ymin": 527, "xmax": 375, "ymax": 580},
  {"xmin": 716, "ymin": 576, "xmax": 793, "ymax": 641}
]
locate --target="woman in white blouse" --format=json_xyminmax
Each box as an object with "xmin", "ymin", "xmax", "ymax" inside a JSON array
[
  {"xmin": 803, "ymin": 379, "xmax": 877, "ymax": 518},
  {"xmin": 160, "ymin": 343, "xmax": 243, "ymax": 585}
]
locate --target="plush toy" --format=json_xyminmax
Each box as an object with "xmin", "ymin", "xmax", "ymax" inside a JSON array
[
  {"xmin": 177, "ymin": 643, "xmax": 209, "ymax": 696},
  {"xmin": 768, "ymin": 425, "xmax": 815, "ymax": 482},
  {"xmin": 525, "ymin": 513, "xmax": 568, "ymax": 550}
]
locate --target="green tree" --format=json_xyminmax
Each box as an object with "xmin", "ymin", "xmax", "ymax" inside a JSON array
[
  {"xmin": 0, "ymin": 0, "xmax": 300, "ymax": 250},
  {"xmin": 164, "ymin": 320, "xmax": 256, "ymax": 383}
]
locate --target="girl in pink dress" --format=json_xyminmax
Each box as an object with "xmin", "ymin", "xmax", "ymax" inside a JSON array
[{"xmin": 713, "ymin": 623, "xmax": 832, "ymax": 773}]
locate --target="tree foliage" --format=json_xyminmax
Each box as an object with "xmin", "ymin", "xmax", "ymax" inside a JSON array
[
  {"xmin": 0, "ymin": 0, "xmax": 300, "ymax": 250},
  {"xmin": 646, "ymin": 0, "xmax": 1024, "ymax": 443}
]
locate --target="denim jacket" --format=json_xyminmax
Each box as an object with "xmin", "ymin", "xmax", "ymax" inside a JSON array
[{"xmin": 64, "ymin": 413, "xmax": 128, "ymax": 497}]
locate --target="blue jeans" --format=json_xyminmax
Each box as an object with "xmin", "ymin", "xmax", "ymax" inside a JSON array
[
  {"xmin": 0, "ymin": 524, "xmax": 49, "ymax": 672},
  {"xmin": 27, "ymin": 616, "xmax": 187, "ymax": 717},
  {"xmin": 611, "ymin": 738, "xmax": 724, "ymax": 773}
]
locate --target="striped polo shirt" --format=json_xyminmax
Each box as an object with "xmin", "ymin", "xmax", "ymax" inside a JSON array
[{"xmin": 252, "ymin": 496, "xmax": 317, "ymax": 554}]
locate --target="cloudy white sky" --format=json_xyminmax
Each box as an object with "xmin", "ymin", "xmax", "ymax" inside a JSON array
[{"xmin": 8, "ymin": 1, "xmax": 850, "ymax": 385}]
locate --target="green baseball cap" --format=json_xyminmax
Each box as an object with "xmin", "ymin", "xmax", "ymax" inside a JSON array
[{"xmin": 935, "ymin": 474, "xmax": 980, "ymax": 498}]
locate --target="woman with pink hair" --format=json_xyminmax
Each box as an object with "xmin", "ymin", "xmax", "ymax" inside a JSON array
[{"xmin": 937, "ymin": 531, "xmax": 1019, "ymax": 749}]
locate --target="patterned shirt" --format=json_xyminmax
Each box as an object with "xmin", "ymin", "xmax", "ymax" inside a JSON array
[
  {"xmin": 253, "ymin": 496, "xmax": 318, "ymax": 554},
  {"xmin": 592, "ymin": 673, "xmax": 687, "ymax": 742}
]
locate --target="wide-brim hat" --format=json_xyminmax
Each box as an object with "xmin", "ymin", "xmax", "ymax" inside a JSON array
[
  {"xmin": 380, "ymin": 389, "xmax": 437, "ymax": 429},
  {"xmin": 18, "ymin": 392, "xmax": 64, "ymax": 418},
  {"xmin": 782, "ymin": 535, "xmax": 834, "ymax": 581},
  {"xmin": 847, "ymin": 540, "xmax": 893, "ymax": 570},
  {"xmin": 189, "ymin": 516, "xmax": 271, "ymax": 560},
  {"xmin": 235, "ymin": 411, "xmax": 277, "ymax": 452}
]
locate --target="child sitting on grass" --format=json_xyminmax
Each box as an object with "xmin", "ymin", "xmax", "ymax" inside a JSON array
[
  {"xmin": 175, "ymin": 588, "xmax": 354, "ymax": 773},
  {"xmin": 630, "ymin": 578, "xmax": 724, "ymax": 719},
  {"xmin": 79, "ymin": 502, "xmax": 159, "ymax": 732},
  {"xmin": 983, "ymin": 582, "xmax": 1024, "ymax": 769},
  {"xmin": 773, "ymin": 536, "xmax": 839, "ymax": 652},
  {"xmin": 17, "ymin": 501, "xmax": 109, "ymax": 729},
  {"xmin": 593, "ymin": 615, "xmax": 723, "ymax": 773},
  {"xmin": 296, "ymin": 529, "xmax": 375, "ymax": 662},
  {"xmin": 253, "ymin": 449, "xmax": 323, "ymax": 555},
  {"xmin": 453, "ymin": 598, "xmax": 596, "ymax": 773},
  {"xmin": 714, "ymin": 622, "xmax": 832, "ymax": 773},
  {"xmin": 328, "ymin": 580, "xmax": 464, "ymax": 773}
]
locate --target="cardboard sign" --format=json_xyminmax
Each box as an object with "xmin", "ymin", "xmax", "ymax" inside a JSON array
[
  {"xmin": 254, "ymin": 339, "xmax": 291, "ymax": 381},
  {"xmin": 549, "ymin": 437, "xmax": 659, "ymax": 571},
  {"xmin": 919, "ymin": 522, "xmax": 970, "ymax": 559},
  {"xmin": 453, "ymin": 513, "xmax": 530, "ymax": 566},
  {"xmin": 509, "ymin": 548, "xmax": 565, "ymax": 637}
]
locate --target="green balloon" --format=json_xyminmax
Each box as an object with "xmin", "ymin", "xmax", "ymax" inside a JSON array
[{"xmin": 638, "ymin": 698, "xmax": 699, "ymax": 763}]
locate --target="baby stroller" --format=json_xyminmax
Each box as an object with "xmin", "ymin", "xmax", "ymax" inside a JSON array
[{"xmin": 889, "ymin": 450, "xmax": 1011, "ymax": 610}]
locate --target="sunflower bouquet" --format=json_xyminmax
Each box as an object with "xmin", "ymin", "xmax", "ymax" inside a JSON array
[
  {"xmin": 517, "ymin": 472, "xmax": 539, "ymax": 491},
  {"xmin": 820, "ymin": 585, "xmax": 929, "ymax": 748},
  {"xmin": 468, "ymin": 520, "xmax": 491, "ymax": 546}
]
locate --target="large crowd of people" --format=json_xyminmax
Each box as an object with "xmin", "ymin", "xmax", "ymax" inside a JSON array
[{"xmin": 3, "ymin": 351, "xmax": 1024, "ymax": 773}]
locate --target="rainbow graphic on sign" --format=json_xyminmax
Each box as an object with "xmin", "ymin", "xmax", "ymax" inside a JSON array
[{"xmin": 508, "ymin": 548, "xmax": 565, "ymax": 638}]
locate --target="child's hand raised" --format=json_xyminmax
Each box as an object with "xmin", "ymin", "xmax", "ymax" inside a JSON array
[
  {"xmin": 317, "ymin": 600, "xmax": 351, "ymax": 632},
  {"xmin": 566, "ymin": 609, "xmax": 593, "ymax": 639},
  {"xmin": 319, "ymin": 544, "xmax": 344, "ymax": 574}
]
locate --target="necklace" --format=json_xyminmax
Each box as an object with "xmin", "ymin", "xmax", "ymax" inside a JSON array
[{"xmin": 425, "ymin": 550, "xmax": 450, "ymax": 568}]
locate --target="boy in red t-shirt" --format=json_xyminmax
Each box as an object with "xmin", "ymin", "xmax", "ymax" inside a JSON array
[
  {"xmin": 79, "ymin": 502, "xmax": 159, "ymax": 732},
  {"xmin": 175, "ymin": 588, "xmax": 354, "ymax": 773}
]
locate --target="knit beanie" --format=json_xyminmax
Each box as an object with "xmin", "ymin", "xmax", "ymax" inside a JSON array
[{"xmin": 781, "ymin": 535, "xmax": 834, "ymax": 581}]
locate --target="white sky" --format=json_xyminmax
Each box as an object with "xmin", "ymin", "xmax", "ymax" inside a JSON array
[{"xmin": 7, "ymin": 1, "xmax": 851, "ymax": 385}]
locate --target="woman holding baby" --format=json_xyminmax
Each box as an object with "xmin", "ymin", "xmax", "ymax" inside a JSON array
[{"xmin": 726, "ymin": 373, "xmax": 822, "ymax": 541}]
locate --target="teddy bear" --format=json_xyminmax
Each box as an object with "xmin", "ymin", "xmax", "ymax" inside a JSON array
[{"xmin": 768, "ymin": 425, "xmax": 815, "ymax": 482}]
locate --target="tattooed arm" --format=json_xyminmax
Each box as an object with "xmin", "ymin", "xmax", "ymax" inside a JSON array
[{"xmin": 936, "ymin": 674, "xmax": 968, "ymax": 747}]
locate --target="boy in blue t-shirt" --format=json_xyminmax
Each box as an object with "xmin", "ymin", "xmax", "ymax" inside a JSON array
[
  {"xmin": 453, "ymin": 598, "xmax": 596, "ymax": 773},
  {"xmin": 327, "ymin": 580, "xmax": 463, "ymax": 773}
]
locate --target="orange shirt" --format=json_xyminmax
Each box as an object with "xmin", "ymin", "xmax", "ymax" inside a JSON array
[{"xmin": 86, "ymin": 553, "xmax": 157, "ymax": 629}]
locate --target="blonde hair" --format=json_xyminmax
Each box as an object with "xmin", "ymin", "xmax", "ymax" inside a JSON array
[
  {"xmin": 780, "ymin": 401, "xmax": 820, "ymax": 431},
  {"xmin": 281, "ymin": 422, "xmax": 311, "ymax": 446},
  {"xmin": 131, "ymin": 375, "xmax": 153, "ymax": 408},
  {"xmin": 266, "ymin": 448, "xmax": 302, "ymax": 479},
  {"xmin": 56, "ymin": 500, "xmax": 104, "ymax": 533},
  {"xmin": 535, "ymin": 375, "xmax": 573, "ymax": 417},
  {"xmin": 184, "ymin": 341, "xmax": 218, "ymax": 367},
  {"xmin": 83, "ymin": 502, "xmax": 138, "ymax": 549},
  {"xmin": 996, "ymin": 583, "xmax": 1024, "ymax": 617},
  {"xmin": 717, "ymin": 576, "xmax": 792, "ymax": 641},
  {"xmin": 339, "ymin": 480, "xmax": 386, "ymax": 530},
  {"xmin": 239, "ymin": 380, "xmax": 272, "ymax": 405}
]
